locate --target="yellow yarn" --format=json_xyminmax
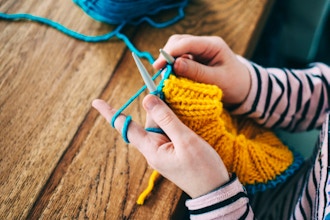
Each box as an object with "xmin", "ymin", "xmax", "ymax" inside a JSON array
[
  {"xmin": 163, "ymin": 74, "xmax": 293, "ymax": 184},
  {"xmin": 137, "ymin": 170, "xmax": 160, "ymax": 205},
  {"xmin": 137, "ymin": 74, "xmax": 294, "ymax": 204}
]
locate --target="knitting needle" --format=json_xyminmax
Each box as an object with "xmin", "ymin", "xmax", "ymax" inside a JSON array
[
  {"xmin": 132, "ymin": 52, "xmax": 157, "ymax": 93},
  {"xmin": 132, "ymin": 52, "xmax": 163, "ymax": 134},
  {"xmin": 159, "ymin": 48, "xmax": 175, "ymax": 64},
  {"xmin": 132, "ymin": 52, "xmax": 167, "ymax": 136}
]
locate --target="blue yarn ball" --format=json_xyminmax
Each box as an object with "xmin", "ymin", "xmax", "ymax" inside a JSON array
[{"xmin": 73, "ymin": 0, "xmax": 188, "ymax": 25}]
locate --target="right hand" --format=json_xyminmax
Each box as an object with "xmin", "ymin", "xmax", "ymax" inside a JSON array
[{"xmin": 153, "ymin": 34, "xmax": 251, "ymax": 105}]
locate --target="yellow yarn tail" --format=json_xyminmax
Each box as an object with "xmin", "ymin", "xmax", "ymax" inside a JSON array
[{"xmin": 136, "ymin": 170, "xmax": 160, "ymax": 205}]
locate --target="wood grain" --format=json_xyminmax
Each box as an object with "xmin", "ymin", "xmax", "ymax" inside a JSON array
[
  {"xmin": 0, "ymin": 0, "xmax": 129, "ymax": 218},
  {"xmin": 0, "ymin": 0, "xmax": 273, "ymax": 219}
]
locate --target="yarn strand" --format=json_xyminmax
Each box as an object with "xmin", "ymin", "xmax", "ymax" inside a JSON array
[
  {"xmin": 110, "ymin": 65, "xmax": 171, "ymax": 141},
  {"xmin": 0, "ymin": 0, "xmax": 188, "ymax": 63},
  {"xmin": 0, "ymin": 12, "xmax": 156, "ymax": 63},
  {"xmin": 136, "ymin": 170, "xmax": 161, "ymax": 205},
  {"xmin": 0, "ymin": 12, "xmax": 122, "ymax": 42}
]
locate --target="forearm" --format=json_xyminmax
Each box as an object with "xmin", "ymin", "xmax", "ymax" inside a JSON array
[{"xmin": 232, "ymin": 57, "xmax": 330, "ymax": 132}]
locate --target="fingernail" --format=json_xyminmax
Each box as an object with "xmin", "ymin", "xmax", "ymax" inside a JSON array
[
  {"xmin": 143, "ymin": 95, "xmax": 159, "ymax": 111},
  {"xmin": 176, "ymin": 58, "xmax": 187, "ymax": 73}
]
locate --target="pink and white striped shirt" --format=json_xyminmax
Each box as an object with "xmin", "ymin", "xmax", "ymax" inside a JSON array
[{"xmin": 185, "ymin": 57, "xmax": 330, "ymax": 219}]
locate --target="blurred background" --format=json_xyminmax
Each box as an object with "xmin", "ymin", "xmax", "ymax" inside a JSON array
[
  {"xmin": 252, "ymin": 0, "xmax": 329, "ymax": 67},
  {"xmin": 252, "ymin": 0, "xmax": 329, "ymax": 158}
]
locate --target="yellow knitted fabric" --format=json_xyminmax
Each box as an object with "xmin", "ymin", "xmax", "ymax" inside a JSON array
[
  {"xmin": 162, "ymin": 74, "xmax": 293, "ymax": 185},
  {"xmin": 137, "ymin": 74, "xmax": 295, "ymax": 204}
]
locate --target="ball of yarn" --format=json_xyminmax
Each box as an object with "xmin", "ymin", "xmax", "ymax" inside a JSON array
[{"xmin": 73, "ymin": 0, "xmax": 186, "ymax": 25}]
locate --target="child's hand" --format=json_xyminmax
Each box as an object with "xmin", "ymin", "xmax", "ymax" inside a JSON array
[
  {"xmin": 153, "ymin": 34, "xmax": 251, "ymax": 105},
  {"xmin": 92, "ymin": 95, "xmax": 230, "ymax": 198}
]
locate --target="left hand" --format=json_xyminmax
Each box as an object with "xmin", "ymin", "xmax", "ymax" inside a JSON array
[{"xmin": 92, "ymin": 95, "xmax": 230, "ymax": 198}]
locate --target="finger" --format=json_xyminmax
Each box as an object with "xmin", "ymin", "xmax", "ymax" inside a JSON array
[
  {"xmin": 92, "ymin": 99, "xmax": 152, "ymax": 150},
  {"xmin": 181, "ymin": 54, "xmax": 194, "ymax": 60},
  {"xmin": 92, "ymin": 99, "xmax": 117, "ymax": 123},
  {"xmin": 153, "ymin": 36, "xmax": 213, "ymax": 70},
  {"xmin": 163, "ymin": 35, "xmax": 224, "ymax": 62},
  {"xmin": 173, "ymin": 57, "xmax": 222, "ymax": 85},
  {"xmin": 142, "ymin": 95, "xmax": 191, "ymax": 144},
  {"xmin": 145, "ymin": 113, "xmax": 159, "ymax": 129},
  {"xmin": 153, "ymin": 34, "xmax": 192, "ymax": 70},
  {"xmin": 153, "ymin": 56, "xmax": 168, "ymax": 70}
]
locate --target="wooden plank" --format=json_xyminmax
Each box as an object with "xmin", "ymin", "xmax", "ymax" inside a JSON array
[
  {"xmin": 27, "ymin": 0, "xmax": 273, "ymax": 219},
  {"xmin": 0, "ymin": 0, "xmax": 131, "ymax": 219}
]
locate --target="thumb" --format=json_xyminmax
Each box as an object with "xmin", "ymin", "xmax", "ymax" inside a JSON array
[
  {"xmin": 173, "ymin": 57, "xmax": 218, "ymax": 85},
  {"xmin": 142, "ymin": 94, "xmax": 190, "ymax": 143}
]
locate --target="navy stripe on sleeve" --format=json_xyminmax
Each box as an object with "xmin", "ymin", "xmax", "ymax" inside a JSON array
[{"xmin": 189, "ymin": 192, "xmax": 248, "ymax": 215}]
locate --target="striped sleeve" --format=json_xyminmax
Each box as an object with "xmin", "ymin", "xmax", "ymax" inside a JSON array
[
  {"xmin": 185, "ymin": 174, "xmax": 254, "ymax": 219},
  {"xmin": 232, "ymin": 57, "xmax": 330, "ymax": 132},
  {"xmin": 291, "ymin": 114, "xmax": 330, "ymax": 219}
]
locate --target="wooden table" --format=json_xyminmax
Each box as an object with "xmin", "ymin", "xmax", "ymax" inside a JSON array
[{"xmin": 0, "ymin": 0, "xmax": 274, "ymax": 219}]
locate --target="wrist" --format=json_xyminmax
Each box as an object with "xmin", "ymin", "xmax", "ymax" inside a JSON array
[
  {"xmin": 185, "ymin": 173, "xmax": 250, "ymax": 218},
  {"xmin": 188, "ymin": 171, "xmax": 230, "ymax": 199}
]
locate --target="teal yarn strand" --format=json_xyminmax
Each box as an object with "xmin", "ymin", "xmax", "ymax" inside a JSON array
[
  {"xmin": 122, "ymin": 115, "xmax": 132, "ymax": 143},
  {"xmin": 0, "ymin": 12, "xmax": 122, "ymax": 42},
  {"xmin": 111, "ymin": 65, "xmax": 172, "ymax": 143},
  {"xmin": 0, "ymin": 12, "xmax": 154, "ymax": 62},
  {"xmin": 0, "ymin": 0, "xmax": 188, "ymax": 64},
  {"xmin": 116, "ymin": 32, "xmax": 155, "ymax": 64}
]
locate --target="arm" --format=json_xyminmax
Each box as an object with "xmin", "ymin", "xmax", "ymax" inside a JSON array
[{"xmin": 232, "ymin": 58, "xmax": 330, "ymax": 131}]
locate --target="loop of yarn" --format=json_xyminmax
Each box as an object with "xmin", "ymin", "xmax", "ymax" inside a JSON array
[{"xmin": 122, "ymin": 115, "xmax": 132, "ymax": 143}]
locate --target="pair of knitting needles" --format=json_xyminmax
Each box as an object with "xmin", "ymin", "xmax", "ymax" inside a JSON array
[{"xmin": 132, "ymin": 49, "xmax": 175, "ymax": 93}]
